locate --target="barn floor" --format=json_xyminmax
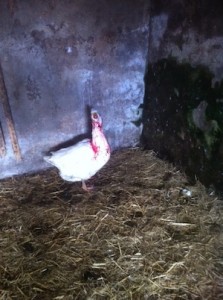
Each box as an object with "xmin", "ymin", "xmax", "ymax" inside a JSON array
[{"xmin": 0, "ymin": 148, "xmax": 222, "ymax": 300}]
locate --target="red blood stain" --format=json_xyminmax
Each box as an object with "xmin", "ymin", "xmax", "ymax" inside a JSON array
[{"xmin": 90, "ymin": 142, "xmax": 99, "ymax": 155}]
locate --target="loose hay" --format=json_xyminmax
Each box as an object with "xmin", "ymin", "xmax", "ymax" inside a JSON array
[{"xmin": 0, "ymin": 148, "xmax": 222, "ymax": 300}]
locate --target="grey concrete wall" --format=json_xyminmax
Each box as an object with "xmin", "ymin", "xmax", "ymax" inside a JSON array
[
  {"xmin": 148, "ymin": 0, "xmax": 223, "ymax": 82},
  {"xmin": 0, "ymin": 0, "xmax": 149, "ymax": 178},
  {"xmin": 142, "ymin": 0, "xmax": 223, "ymax": 190}
]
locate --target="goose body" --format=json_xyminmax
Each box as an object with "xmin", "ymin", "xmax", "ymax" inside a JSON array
[{"xmin": 44, "ymin": 110, "xmax": 110, "ymax": 190}]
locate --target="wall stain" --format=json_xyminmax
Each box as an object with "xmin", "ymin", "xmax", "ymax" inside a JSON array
[{"xmin": 142, "ymin": 57, "xmax": 223, "ymax": 191}]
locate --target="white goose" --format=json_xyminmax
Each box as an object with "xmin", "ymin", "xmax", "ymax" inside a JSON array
[{"xmin": 44, "ymin": 109, "xmax": 110, "ymax": 191}]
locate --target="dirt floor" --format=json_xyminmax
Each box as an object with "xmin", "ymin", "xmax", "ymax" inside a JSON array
[{"xmin": 0, "ymin": 148, "xmax": 222, "ymax": 300}]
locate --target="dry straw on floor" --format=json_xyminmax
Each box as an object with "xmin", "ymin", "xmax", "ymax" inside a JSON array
[{"xmin": 0, "ymin": 148, "xmax": 222, "ymax": 300}]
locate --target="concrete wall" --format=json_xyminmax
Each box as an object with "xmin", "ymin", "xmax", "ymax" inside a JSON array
[
  {"xmin": 148, "ymin": 0, "xmax": 223, "ymax": 81},
  {"xmin": 0, "ymin": 0, "xmax": 149, "ymax": 178},
  {"xmin": 142, "ymin": 0, "xmax": 223, "ymax": 190}
]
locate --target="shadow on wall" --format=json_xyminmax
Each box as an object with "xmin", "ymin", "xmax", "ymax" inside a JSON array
[
  {"xmin": 141, "ymin": 57, "xmax": 223, "ymax": 191},
  {"xmin": 43, "ymin": 105, "xmax": 92, "ymax": 155}
]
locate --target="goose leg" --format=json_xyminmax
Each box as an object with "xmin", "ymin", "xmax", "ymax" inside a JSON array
[{"xmin": 81, "ymin": 180, "xmax": 94, "ymax": 192}]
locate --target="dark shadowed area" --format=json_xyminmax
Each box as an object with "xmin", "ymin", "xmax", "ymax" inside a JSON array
[{"xmin": 142, "ymin": 0, "xmax": 223, "ymax": 191}]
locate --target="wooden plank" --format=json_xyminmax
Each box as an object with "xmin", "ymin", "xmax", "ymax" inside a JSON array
[
  {"xmin": 0, "ymin": 122, "xmax": 6, "ymax": 157},
  {"xmin": 0, "ymin": 63, "xmax": 22, "ymax": 161}
]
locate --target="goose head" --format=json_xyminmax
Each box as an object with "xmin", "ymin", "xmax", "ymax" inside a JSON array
[{"xmin": 91, "ymin": 109, "xmax": 102, "ymax": 129}]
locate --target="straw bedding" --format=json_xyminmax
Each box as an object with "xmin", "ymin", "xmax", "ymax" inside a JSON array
[{"xmin": 0, "ymin": 148, "xmax": 222, "ymax": 299}]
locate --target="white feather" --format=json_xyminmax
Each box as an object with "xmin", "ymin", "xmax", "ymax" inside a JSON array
[{"xmin": 44, "ymin": 110, "xmax": 110, "ymax": 184}]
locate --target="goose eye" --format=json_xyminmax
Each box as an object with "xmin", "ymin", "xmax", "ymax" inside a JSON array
[{"xmin": 92, "ymin": 112, "xmax": 98, "ymax": 119}]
